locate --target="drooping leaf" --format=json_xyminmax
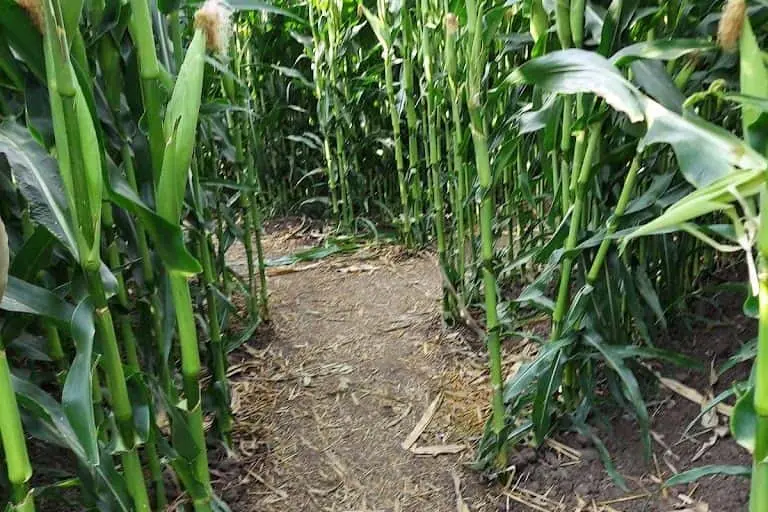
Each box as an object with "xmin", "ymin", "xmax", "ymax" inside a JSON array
[
  {"xmin": 665, "ymin": 465, "xmax": 751, "ymax": 487},
  {"xmin": 519, "ymin": 95, "xmax": 561, "ymax": 135},
  {"xmin": 630, "ymin": 60, "xmax": 685, "ymax": 113},
  {"xmin": 13, "ymin": 375, "xmax": 131, "ymax": 510},
  {"xmin": 508, "ymin": 49, "xmax": 645, "ymax": 123},
  {"xmin": 640, "ymin": 99, "xmax": 768, "ymax": 188},
  {"xmin": 0, "ymin": 121, "xmax": 78, "ymax": 256},
  {"xmin": 107, "ymin": 165, "xmax": 201, "ymax": 275},
  {"xmin": 270, "ymin": 65, "xmax": 313, "ymax": 88},
  {"xmin": 0, "ymin": 276, "xmax": 73, "ymax": 326},
  {"xmin": 227, "ymin": 0, "xmax": 306, "ymax": 22}
]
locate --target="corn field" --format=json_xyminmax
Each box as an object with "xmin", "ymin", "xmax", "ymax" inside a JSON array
[{"xmin": 1, "ymin": 0, "xmax": 768, "ymax": 509}]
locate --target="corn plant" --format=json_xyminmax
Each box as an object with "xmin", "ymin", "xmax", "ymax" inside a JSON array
[{"xmin": 0, "ymin": 0, "xmax": 272, "ymax": 509}]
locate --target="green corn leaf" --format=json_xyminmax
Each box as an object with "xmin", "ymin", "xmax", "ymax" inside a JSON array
[
  {"xmin": 624, "ymin": 169, "xmax": 767, "ymax": 242},
  {"xmin": 583, "ymin": 331, "xmax": 651, "ymax": 459},
  {"xmin": 724, "ymin": 93, "xmax": 768, "ymax": 114},
  {"xmin": 515, "ymin": 264, "xmax": 557, "ymax": 311},
  {"xmin": 157, "ymin": 0, "xmax": 181, "ymax": 13},
  {"xmin": 507, "ymin": 49, "xmax": 645, "ymax": 123},
  {"xmin": 155, "ymin": 435, "xmax": 209, "ymax": 501},
  {"xmin": 360, "ymin": 6, "xmax": 389, "ymax": 49},
  {"xmin": 7, "ymin": 334, "xmax": 51, "ymax": 362},
  {"xmin": 640, "ymin": 98, "xmax": 767, "ymax": 187},
  {"xmin": 684, "ymin": 387, "xmax": 738, "ymax": 436},
  {"xmin": 228, "ymin": 0, "xmax": 306, "ymax": 22},
  {"xmin": 610, "ymin": 39, "xmax": 714, "ymax": 67},
  {"xmin": 519, "ymin": 95, "xmax": 561, "ymax": 134},
  {"xmin": 635, "ymin": 266, "xmax": 666, "ymax": 328},
  {"xmin": 12, "ymin": 375, "xmax": 132, "ymax": 510},
  {"xmin": 616, "ymin": 258, "xmax": 652, "ymax": 343},
  {"xmin": 270, "ymin": 64, "xmax": 313, "ymax": 88},
  {"xmin": 0, "ymin": 33, "xmax": 24, "ymax": 90},
  {"xmin": 630, "ymin": 60, "xmax": 685, "ymax": 112},
  {"xmin": 107, "ymin": 166, "xmax": 201, "ymax": 275},
  {"xmin": 598, "ymin": 0, "xmax": 638, "ymax": 57},
  {"xmin": 665, "ymin": 465, "xmax": 751, "ymax": 487},
  {"xmin": 126, "ymin": 375, "xmax": 152, "ymax": 446},
  {"xmin": 529, "ymin": 0, "xmax": 548, "ymax": 43},
  {"xmin": 60, "ymin": 0, "xmax": 85, "ymax": 44},
  {"xmin": 611, "ymin": 345, "xmax": 703, "ymax": 369},
  {"xmin": 731, "ymin": 388, "xmax": 756, "ymax": 453},
  {"xmin": 62, "ymin": 299, "xmax": 98, "ymax": 465},
  {"xmin": 570, "ymin": 420, "xmax": 628, "ymax": 491},
  {"xmin": 720, "ymin": 338, "xmax": 757, "ymax": 375},
  {"xmin": 624, "ymin": 172, "xmax": 675, "ymax": 215},
  {"xmin": 0, "ymin": 276, "xmax": 73, "ymax": 326},
  {"xmin": 43, "ymin": 31, "xmax": 103, "ymax": 264},
  {"xmin": 8, "ymin": 227, "xmax": 55, "ymax": 282},
  {"xmin": 503, "ymin": 337, "xmax": 572, "ymax": 403},
  {"xmin": 532, "ymin": 349, "xmax": 564, "ymax": 445},
  {"xmin": 511, "ymin": 50, "xmax": 767, "ymax": 188},
  {"xmin": 0, "ymin": 121, "xmax": 78, "ymax": 256}
]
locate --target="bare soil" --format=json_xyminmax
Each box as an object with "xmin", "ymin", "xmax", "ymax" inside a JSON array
[{"xmin": 213, "ymin": 221, "xmax": 753, "ymax": 512}]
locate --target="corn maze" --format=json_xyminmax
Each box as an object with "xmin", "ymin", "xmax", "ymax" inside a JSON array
[{"xmin": 0, "ymin": 0, "xmax": 767, "ymax": 510}]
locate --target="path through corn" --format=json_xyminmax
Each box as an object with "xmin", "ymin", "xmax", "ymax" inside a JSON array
[{"xmin": 220, "ymin": 222, "xmax": 497, "ymax": 511}]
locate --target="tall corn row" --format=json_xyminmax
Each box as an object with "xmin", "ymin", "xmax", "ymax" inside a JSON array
[{"xmin": 0, "ymin": 0, "xmax": 270, "ymax": 509}]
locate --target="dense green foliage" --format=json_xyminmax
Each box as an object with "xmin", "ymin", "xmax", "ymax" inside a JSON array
[{"xmin": 0, "ymin": 0, "xmax": 268, "ymax": 509}]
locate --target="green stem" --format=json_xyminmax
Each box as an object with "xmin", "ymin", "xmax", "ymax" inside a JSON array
[
  {"xmin": 0, "ymin": 343, "xmax": 34, "ymax": 512},
  {"xmin": 85, "ymin": 269, "xmax": 151, "ymax": 512},
  {"xmin": 465, "ymin": 0, "xmax": 505, "ymax": 461},
  {"xmin": 586, "ymin": 152, "xmax": 641, "ymax": 283},
  {"xmin": 555, "ymin": 0, "xmax": 572, "ymax": 48},
  {"xmin": 753, "ymin": 190, "xmax": 768, "ymax": 512},
  {"xmin": 552, "ymin": 120, "xmax": 603, "ymax": 339},
  {"xmin": 168, "ymin": 272, "xmax": 212, "ymax": 506},
  {"xmin": 381, "ymin": 38, "xmax": 411, "ymax": 245},
  {"xmin": 128, "ymin": 0, "xmax": 165, "ymax": 182},
  {"xmin": 446, "ymin": 15, "xmax": 465, "ymax": 293},
  {"xmin": 43, "ymin": 320, "xmax": 67, "ymax": 378},
  {"xmin": 199, "ymin": 234, "xmax": 232, "ymax": 444}
]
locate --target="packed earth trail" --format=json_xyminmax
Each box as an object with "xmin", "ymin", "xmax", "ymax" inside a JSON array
[{"xmin": 221, "ymin": 227, "xmax": 498, "ymax": 511}]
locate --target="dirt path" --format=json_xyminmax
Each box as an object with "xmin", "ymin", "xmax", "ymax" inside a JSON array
[
  {"xmin": 219, "ymin": 224, "xmax": 752, "ymax": 512},
  {"xmin": 220, "ymin": 231, "xmax": 497, "ymax": 511}
]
